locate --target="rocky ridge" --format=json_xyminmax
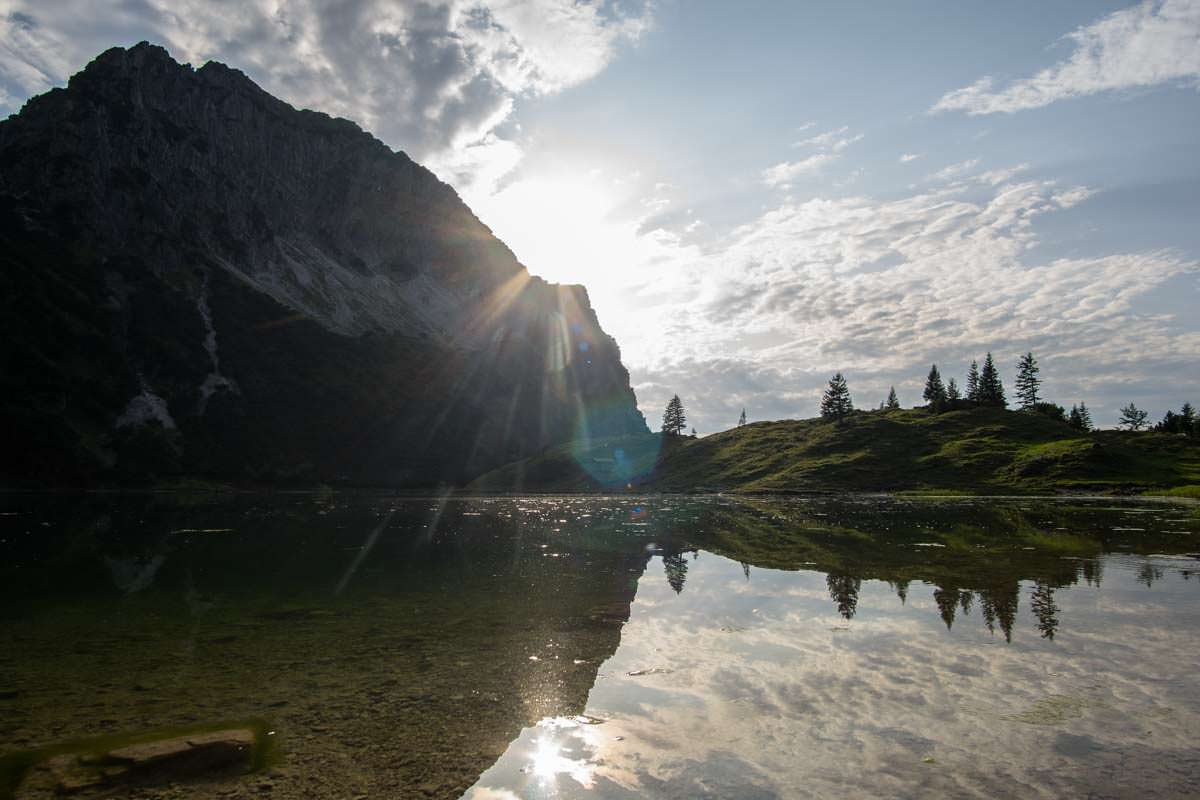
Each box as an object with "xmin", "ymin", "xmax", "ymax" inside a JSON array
[{"xmin": 0, "ymin": 42, "xmax": 647, "ymax": 485}]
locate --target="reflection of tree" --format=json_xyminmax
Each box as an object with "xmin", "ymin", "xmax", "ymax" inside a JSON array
[
  {"xmin": 1080, "ymin": 559, "xmax": 1103, "ymax": 587},
  {"xmin": 826, "ymin": 574, "xmax": 861, "ymax": 619},
  {"xmin": 663, "ymin": 553, "xmax": 688, "ymax": 594},
  {"xmin": 741, "ymin": 561, "xmax": 751, "ymax": 582},
  {"xmin": 891, "ymin": 580, "xmax": 909, "ymax": 605},
  {"xmin": 1030, "ymin": 581, "xmax": 1059, "ymax": 640},
  {"xmin": 933, "ymin": 586, "xmax": 959, "ymax": 630},
  {"xmin": 980, "ymin": 584, "xmax": 1019, "ymax": 643},
  {"xmin": 1137, "ymin": 562, "xmax": 1164, "ymax": 588}
]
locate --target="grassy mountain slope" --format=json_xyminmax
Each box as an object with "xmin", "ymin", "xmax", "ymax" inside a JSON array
[{"xmin": 469, "ymin": 407, "xmax": 1200, "ymax": 494}]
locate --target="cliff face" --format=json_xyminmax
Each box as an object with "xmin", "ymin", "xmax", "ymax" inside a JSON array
[{"xmin": 0, "ymin": 42, "xmax": 647, "ymax": 486}]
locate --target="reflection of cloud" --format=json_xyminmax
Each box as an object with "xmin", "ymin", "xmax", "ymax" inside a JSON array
[{"xmin": 469, "ymin": 548, "xmax": 1200, "ymax": 798}]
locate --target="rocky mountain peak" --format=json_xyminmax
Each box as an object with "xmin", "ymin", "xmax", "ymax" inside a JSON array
[{"xmin": 0, "ymin": 43, "xmax": 647, "ymax": 487}]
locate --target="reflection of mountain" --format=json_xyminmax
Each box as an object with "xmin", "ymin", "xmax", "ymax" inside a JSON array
[
  {"xmin": 673, "ymin": 498, "xmax": 1199, "ymax": 640},
  {"xmin": 0, "ymin": 496, "xmax": 650, "ymax": 798}
]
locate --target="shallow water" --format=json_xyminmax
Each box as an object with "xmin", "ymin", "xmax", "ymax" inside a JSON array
[{"xmin": 2, "ymin": 494, "xmax": 1199, "ymax": 798}]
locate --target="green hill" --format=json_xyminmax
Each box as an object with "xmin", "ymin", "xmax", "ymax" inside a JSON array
[{"xmin": 469, "ymin": 407, "xmax": 1200, "ymax": 495}]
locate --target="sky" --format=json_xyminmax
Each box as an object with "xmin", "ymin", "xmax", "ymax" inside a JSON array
[{"xmin": 2, "ymin": 0, "xmax": 1198, "ymax": 431}]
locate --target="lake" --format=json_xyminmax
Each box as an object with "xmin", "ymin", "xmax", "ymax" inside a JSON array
[{"xmin": 2, "ymin": 493, "xmax": 1199, "ymax": 799}]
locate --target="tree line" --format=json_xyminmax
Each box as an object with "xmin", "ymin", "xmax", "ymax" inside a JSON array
[
  {"xmin": 659, "ymin": 352, "xmax": 1196, "ymax": 435},
  {"xmin": 819, "ymin": 351, "xmax": 1195, "ymax": 434}
]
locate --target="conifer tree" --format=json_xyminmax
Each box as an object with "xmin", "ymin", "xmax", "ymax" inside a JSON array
[
  {"xmin": 966, "ymin": 360, "xmax": 981, "ymax": 402},
  {"xmin": 1180, "ymin": 402, "xmax": 1195, "ymax": 436},
  {"xmin": 923, "ymin": 364, "xmax": 947, "ymax": 410},
  {"xmin": 946, "ymin": 378, "xmax": 961, "ymax": 402},
  {"xmin": 1068, "ymin": 404, "xmax": 1087, "ymax": 431},
  {"xmin": 885, "ymin": 386, "xmax": 900, "ymax": 410},
  {"xmin": 820, "ymin": 373, "xmax": 853, "ymax": 423},
  {"xmin": 661, "ymin": 394, "xmax": 686, "ymax": 435},
  {"xmin": 1014, "ymin": 352, "xmax": 1041, "ymax": 410},
  {"xmin": 977, "ymin": 353, "xmax": 1006, "ymax": 408},
  {"xmin": 1078, "ymin": 402, "xmax": 1093, "ymax": 432},
  {"xmin": 738, "ymin": 408, "xmax": 747, "ymax": 427},
  {"xmin": 1118, "ymin": 402, "xmax": 1148, "ymax": 431}
]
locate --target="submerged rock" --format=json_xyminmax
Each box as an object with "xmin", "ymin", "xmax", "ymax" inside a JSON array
[{"xmin": 17, "ymin": 728, "xmax": 257, "ymax": 797}]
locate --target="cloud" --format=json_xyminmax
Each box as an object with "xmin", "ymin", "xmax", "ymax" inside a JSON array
[
  {"xmin": 761, "ymin": 125, "xmax": 863, "ymax": 189},
  {"xmin": 899, "ymin": 153, "xmax": 921, "ymax": 163},
  {"xmin": 0, "ymin": 0, "xmax": 650, "ymax": 191},
  {"xmin": 928, "ymin": 159, "xmax": 981, "ymax": 182},
  {"xmin": 761, "ymin": 154, "xmax": 837, "ymax": 187},
  {"xmin": 619, "ymin": 167, "xmax": 1198, "ymax": 430},
  {"xmin": 793, "ymin": 126, "xmax": 863, "ymax": 152},
  {"xmin": 932, "ymin": 0, "xmax": 1200, "ymax": 115}
]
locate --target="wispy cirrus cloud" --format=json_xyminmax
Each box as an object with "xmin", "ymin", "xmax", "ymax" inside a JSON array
[
  {"xmin": 761, "ymin": 125, "xmax": 862, "ymax": 188},
  {"xmin": 761, "ymin": 153, "xmax": 838, "ymax": 187},
  {"xmin": 932, "ymin": 0, "xmax": 1200, "ymax": 115}
]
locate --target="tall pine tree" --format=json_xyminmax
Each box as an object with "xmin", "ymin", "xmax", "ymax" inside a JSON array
[
  {"xmin": 661, "ymin": 394, "xmax": 687, "ymax": 435},
  {"xmin": 923, "ymin": 364, "xmax": 947, "ymax": 410},
  {"xmin": 946, "ymin": 377, "xmax": 961, "ymax": 402},
  {"xmin": 977, "ymin": 353, "xmax": 1006, "ymax": 408},
  {"xmin": 966, "ymin": 360, "xmax": 981, "ymax": 402},
  {"xmin": 738, "ymin": 407, "xmax": 747, "ymax": 427},
  {"xmin": 820, "ymin": 373, "xmax": 853, "ymax": 423},
  {"xmin": 885, "ymin": 386, "xmax": 900, "ymax": 410},
  {"xmin": 1014, "ymin": 351, "xmax": 1041, "ymax": 410}
]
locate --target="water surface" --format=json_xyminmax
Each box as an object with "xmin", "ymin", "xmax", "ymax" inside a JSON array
[{"xmin": 2, "ymin": 494, "xmax": 1198, "ymax": 798}]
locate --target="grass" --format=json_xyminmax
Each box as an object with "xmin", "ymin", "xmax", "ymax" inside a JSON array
[{"xmin": 469, "ymin": 407, "xmax": 1200, "ymax": 495}]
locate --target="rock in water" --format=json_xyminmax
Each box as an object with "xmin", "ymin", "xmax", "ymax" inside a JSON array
[
  {"xmin": 18, "ymin": 728, "xmax": 257, "ymax": 796},
  {"xmin": 0, "ymin": 42, "xmax": 647, "ymax": 487}
]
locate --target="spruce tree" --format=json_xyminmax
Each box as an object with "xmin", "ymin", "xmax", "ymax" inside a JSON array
[
  {"xmin": 1118, "ymin": 402, "xmax": 1148, "ymax": 431},
  {"xmin": 1068, "ymin": 404, "xmax": 1085, "ymax": 431},
  {"xmin": 923, "ymin": 364, "xmax": 947, "ymax": 411},
  {"xmin": 977, "ymin": 353, "xmax": 1006, "ymax": 408},
  {"xmin": 966, "ymin": 360, "xmax": 981, "ymax": 402},
  {"xmin": 661, "ymin": 395, "xmax": 686, "ymax": 435},
  {"xmin": 1014, "ymin": 352, "xmax": 1041, "ymax": 410},
  {"xmin": 885, "ymin": 386, "xmax": 900, "ymax": 410},
  {"xmin": 1078, "ymin": 402, "xmax": 1093, "ymax": 432},
  {"xmin": 820, "ymin": 373, "xmax": 853, "ymax": 423},
  {"xmin": 1180, "ymin": 402, "xmax": 1196, "ymax": 436},
  {"xmin": 738, "ymin": 408, "xmax": 747, "ymax": 427},
  {"xmin": 946, "ymin": 378, "xmax": 961, "ymax": 402}
]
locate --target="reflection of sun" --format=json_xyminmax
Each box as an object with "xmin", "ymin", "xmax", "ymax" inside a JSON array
[{"xmin": 527, "ymin": 718, "xmax": 597, "ymax": 789}]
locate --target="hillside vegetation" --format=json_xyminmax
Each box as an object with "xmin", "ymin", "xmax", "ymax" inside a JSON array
[{"xmin": 469, "ymin": 407, "xmax": 1200, "ymax": 495}]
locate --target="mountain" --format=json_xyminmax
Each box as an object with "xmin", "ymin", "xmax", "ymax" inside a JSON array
[
  {"xmin": 469, "ymin": 407, "xmax": 1200, "ymax": 494},
  {"xmin": 0, "ymin": 42, "xmax": 647, "ymax": 487}
]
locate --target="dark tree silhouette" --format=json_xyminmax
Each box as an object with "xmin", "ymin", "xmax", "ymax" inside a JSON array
[
  {"xmin": 885, "ymin": 386, "xmax": 900, "ymax": 410},
  {"xmin": 820, "ymin": 373, "xmax": 854, "ymax": 422},
  {"xmin": 923, "ymin": 364, "xmax": 947, "ymax": 411},
  {"xmin": 977, "ymin": 352, "xmax": 1006, "ymax": 408},
  {"xmin": 661, "ymin": 394, "xmax": 687, "ymax": 435},
  {"xmin": 738, "ymin": 407, "xmax": 747, "ymax": 427},
  {"xmin": 1119, "ymin": 402, "xmax": 1148, "ymax": 431},
  {"xmin": 946, "ymin": 377, "xmax": 961, "ymax": 402},
  {"xmin": 966, "ymin": 360, "xmax": 981, "ymax": 402},
  {"xmin": 1014, "ymin": 351, "xmax": 1041, "ymax": 410},
  {"xmin": 1068, "ymin": 403, "xmax": 1093, "ymax": 432}
]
